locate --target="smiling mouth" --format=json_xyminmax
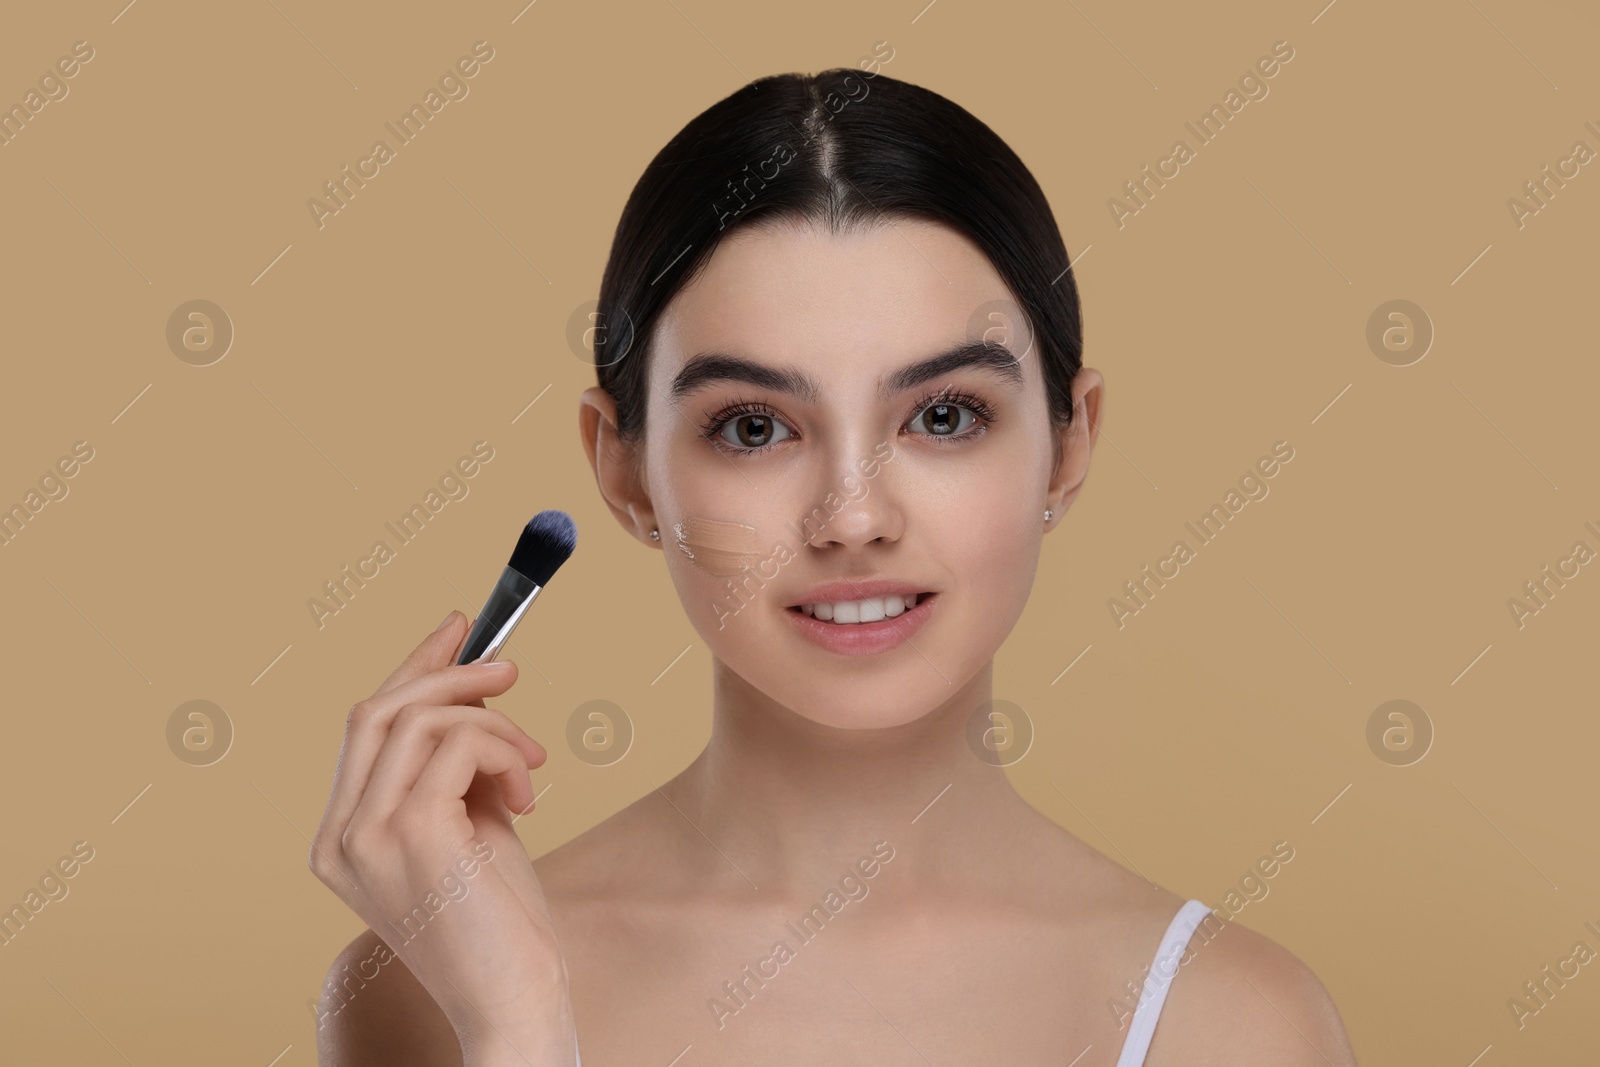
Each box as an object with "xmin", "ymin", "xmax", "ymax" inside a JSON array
[{"xmin": 789, "ymin": 592, "xmax": 934, "ymax": 624}]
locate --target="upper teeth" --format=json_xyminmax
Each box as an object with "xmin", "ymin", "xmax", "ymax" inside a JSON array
[{"xmin": 800, "ymin": 594, "xmax": 920, "ymax": 623}]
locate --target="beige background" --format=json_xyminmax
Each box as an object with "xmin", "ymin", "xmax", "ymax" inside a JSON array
[{"xmin": 2, "ymin": 0, "xmax": 1597, "ymax": 1063}]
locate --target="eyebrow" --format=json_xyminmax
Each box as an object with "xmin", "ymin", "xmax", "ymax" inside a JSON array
[{"xmin": 669, "ymin": 339, "xmax": 1026, "ymax": 405}]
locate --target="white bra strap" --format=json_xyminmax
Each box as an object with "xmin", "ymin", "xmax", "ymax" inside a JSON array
[{"xmin": 1114, "ymin": 899, "xmax": 1214, "ymax": 1067}]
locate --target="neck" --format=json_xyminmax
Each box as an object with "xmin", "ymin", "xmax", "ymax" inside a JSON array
[{"xmin": 661, "ymin": 656, "xmax": 1038, "ymax": 903}]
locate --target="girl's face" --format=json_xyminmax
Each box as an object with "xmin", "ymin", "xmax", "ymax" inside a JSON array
[{"xmin": 631, "ymin": 218, "xmax": 1092, "ymax": 730}]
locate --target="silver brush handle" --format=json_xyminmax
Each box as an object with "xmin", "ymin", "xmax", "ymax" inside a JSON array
[{"xmin": 456, "ymin": 566, "xmax": 544, "ymax": 664}]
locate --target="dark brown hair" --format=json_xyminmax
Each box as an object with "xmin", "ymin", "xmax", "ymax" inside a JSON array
[{"xmin": 592, "ymin": 66, "xmax": 1083, "ymax": 453}]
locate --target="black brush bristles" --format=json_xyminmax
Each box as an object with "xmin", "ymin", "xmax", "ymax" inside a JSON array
[{"xmin": 509, "ymin": 509, "xmax": 577, "ymax": 587}]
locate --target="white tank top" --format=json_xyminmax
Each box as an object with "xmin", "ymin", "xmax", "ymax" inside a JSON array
[
  {"xmin": 1114, "ymin": 899, "xmax": 1213, "ymax": 1066},
  {"xmin": 573, "ymin": 897, "xmax": 1214, "ymax": 1067}
]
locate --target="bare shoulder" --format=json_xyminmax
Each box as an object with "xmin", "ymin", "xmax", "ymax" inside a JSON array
[
  {"xmin": 1146, "ymin": 913, "xmax": 1358, "ymax": 1067},
  {"xmin": 531, "ymin": 785, "xmax": 683, "ymax": 899},
  {"xmin": 314, "ymin": 927, "xmax": 461, "ymax": 1067},
  {"xmin": 311, "ymin": 795, "xmax": 663, "ymax": 1067}
]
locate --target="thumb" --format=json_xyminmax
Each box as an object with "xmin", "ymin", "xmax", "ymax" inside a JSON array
[{"xmin": 373, "ymin": 609, "xmax": 469, "ymax": 696}]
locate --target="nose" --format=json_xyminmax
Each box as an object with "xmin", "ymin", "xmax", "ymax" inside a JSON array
[{"xmin": 795, "ymin": 445, "xmax": 903, "ymax": 550}]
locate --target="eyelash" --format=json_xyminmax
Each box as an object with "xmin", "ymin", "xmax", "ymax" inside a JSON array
[{"xmin": 698, "ymin": 387, "xmax": 1000, "ymax": 456}]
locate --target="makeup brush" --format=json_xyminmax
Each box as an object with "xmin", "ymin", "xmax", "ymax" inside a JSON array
[{"xmin": 455, "ymin": 509, "xmax": 578, "ymax": 665}]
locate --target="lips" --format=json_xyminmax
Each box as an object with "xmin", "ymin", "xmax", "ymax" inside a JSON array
[
  {"xmin": 784, "ymin": 590, "xmax": 938, "ymax": 656},
  {"xmin": 785, "ymin": 577, "xmax": 935, "ymax": 608}
]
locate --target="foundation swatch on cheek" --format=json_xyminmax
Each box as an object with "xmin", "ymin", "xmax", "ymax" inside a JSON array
[{"xmin": 673, "ymin": 517, "xmax": 761, "ymax": 576}]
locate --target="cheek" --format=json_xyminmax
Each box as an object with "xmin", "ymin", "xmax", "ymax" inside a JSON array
[{"xmin": 939, "ymin": 500, "xmax": 1040, "ymax": 622}]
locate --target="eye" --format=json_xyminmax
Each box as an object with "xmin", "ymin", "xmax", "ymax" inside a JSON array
[
  {"xmin": 905, "ymin": 390, "xmax": 995, "ymax": 439},
  {"xmin": 715, "ymin": 409, "xmax": 793, "ymax": 451},
  {"xmin": 907, "ymin": 401, "xmax": 976, "ymax": 437}
]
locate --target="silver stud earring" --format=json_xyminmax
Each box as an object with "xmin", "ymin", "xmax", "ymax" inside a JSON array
[
  {"xmin": 1043, "ymin": 509, "xmax": 1053, "ymax": 522},
  {"xmin": 650, "ymin": 528, "xmax": 660, "ymax": 540}
]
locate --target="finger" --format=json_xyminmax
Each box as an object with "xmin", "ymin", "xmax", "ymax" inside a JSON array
[
  {"xmin": 361, "ymin": 705, "xmax": 547, "ymax": 819},
  {"xmin": 323, "ymin": 660, "xmax": 521, "ymax": 832},
  {"xmin": 374, "ymin": 610, "xmax": 470, "ymax": 697},
  {"xmin": 406, "ymin": 722, "xmax": 536, "ymax": 818}
]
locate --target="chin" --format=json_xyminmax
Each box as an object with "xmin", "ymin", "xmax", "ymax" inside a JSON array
[
  {"xmin": 751, "ymin": 649, "xmax": 976, "ymax": 731},
  {"xmin": 787, "ymin": 690, "xmax": 935, "ymax": 731}
]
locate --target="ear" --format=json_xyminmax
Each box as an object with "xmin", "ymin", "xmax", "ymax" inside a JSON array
[
  {"xmin": 578, "ymin": 386, "xmax": 660, "ymax": 547},
  {"xmin": 1045, "ymin": 367, "xmax": 1105, "ymax": 525}
]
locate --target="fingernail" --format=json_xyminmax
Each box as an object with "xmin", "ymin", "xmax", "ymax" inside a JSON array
[
  {"xmin": 434, "ymin": 610, "xmax": 456, "ymax": 632},
  {"xmin": 482, "ymin": 659, "xmax": 515, "ymax": 670}
]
